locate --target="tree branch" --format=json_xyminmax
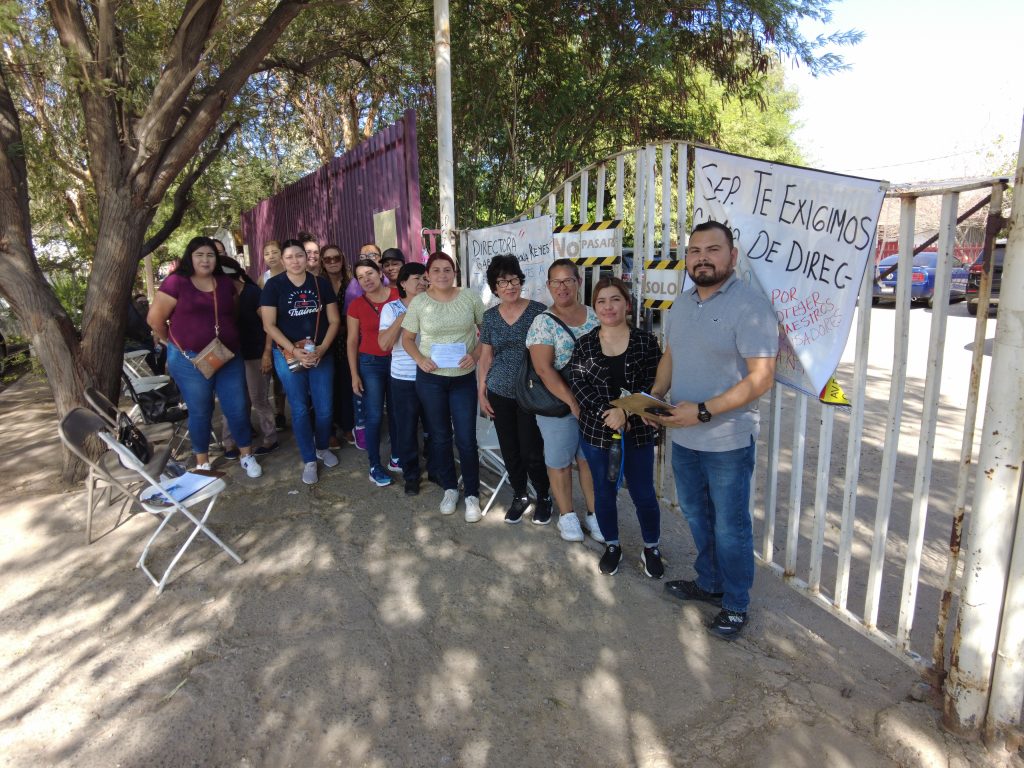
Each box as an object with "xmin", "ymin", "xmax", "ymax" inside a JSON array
[
  {"xmin": 140, "ymin": 121, "xmax": 239, "ymax": 257},
  {"xmin": 46, "ymin": 0, "xmax": 122, "ymax": 190},
  {"xmin": 142, "ymin": 0, "xmax": 320, "ymax": 207}
]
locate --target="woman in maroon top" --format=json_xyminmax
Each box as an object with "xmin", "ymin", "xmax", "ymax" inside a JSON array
[
  {"xmin": 346, "ymin": 259, "xmax": 399, "ymax": 486},
  {"xmin": 147, "ymin": 236, "xmax": 262, "ymax": 477}
]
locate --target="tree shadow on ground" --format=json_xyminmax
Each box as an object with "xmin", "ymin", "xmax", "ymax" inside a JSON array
[{"xmin": 0, "ymin": 374, "xmax": 971, "ymax": 767}]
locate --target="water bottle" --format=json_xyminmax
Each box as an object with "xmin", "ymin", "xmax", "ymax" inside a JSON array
[
  {"xmin": 303, "ymin": 339, "xmax": 316, "ymax": 367},
  {"xmin": 607, "ymin": 431, "xmax": 623, "ymax": 483}
]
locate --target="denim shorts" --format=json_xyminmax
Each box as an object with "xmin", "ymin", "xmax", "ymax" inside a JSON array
[{"xmin": 536, "ymin": 413, "xmax": 586, "ymax": 469}]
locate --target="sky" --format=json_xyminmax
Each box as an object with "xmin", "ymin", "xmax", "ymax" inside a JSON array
[{"xmin": 785, "ymin": 0, "xmax": 1022, "ymax": 184}]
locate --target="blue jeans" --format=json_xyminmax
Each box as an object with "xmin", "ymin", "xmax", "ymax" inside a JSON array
[
  {"xmin": 415, "ymin": 370, "xmax": 478, "ymax": 496},
  {"xmin": 580, "ymin": 439, "xmax": 660, "ymax": 547},
  {"xmin": 167, "ymin": 344, "xmax": 251, "ymax": 455},
  {"xmin": 671, "ymin": 440, "xmax": 756, "ymax": 613},
  {"xmin": 358, "ymin": 353, "xmax": 392, "ymax": 469},
  {"xmin": 273, "ymin": 349, "xmax": 334, "ymax": 463}
]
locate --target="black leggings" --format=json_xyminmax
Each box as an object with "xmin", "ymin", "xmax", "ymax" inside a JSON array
[{"xmin": 488, "ymin": 390, "xmax": 550, "ymax": 498}]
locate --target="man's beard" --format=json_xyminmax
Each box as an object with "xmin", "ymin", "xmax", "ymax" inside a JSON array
[{"xmin": 689, "ymin": 263, "xmax": 733, "ymax": 287}]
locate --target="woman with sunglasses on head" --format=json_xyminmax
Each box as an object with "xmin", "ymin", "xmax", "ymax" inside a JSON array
[
  {"xmin": 566, "ymin": 277, "xmax": 663, "ymax": 578},
  {"xmin": 147, "ymin": 236, "xmax": 263, "ymax": 478},
  {"xmin": 321, "ymin": 244, "xmax": 355, "ymax": 447},
  {"xmin": 525, "ymin": 259, "xmax": 600, "ymax": 541},
  {"xmin": 261, "ymin": 239, "xmax": 341, "ymax": 485},
  {"xmin": 347, "ymin": 258, "xmax": 399, "ymax": 487},
  {"xmin": 401, "ymin": 252, "xmax": 486, "ymax": 522},
  {"xmin": 378, "ymin": 261, "xmax": 430, "ymax": 496},
  {"xmin": 477, "ymin": 254, "xmax": 551, "ymax": 524}
]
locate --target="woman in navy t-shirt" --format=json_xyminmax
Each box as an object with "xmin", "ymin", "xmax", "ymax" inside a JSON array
[{"xmin": 261, "ymin": 239, "xmax": 341, "ymax": 485}]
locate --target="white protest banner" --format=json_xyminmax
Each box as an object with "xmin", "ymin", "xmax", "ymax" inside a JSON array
[
  {"xmin": 467, "ymin": 216, "xmax": 554, "ymax": 306},
  {"xmin": 693, "ymin": 148, "xmax": 886, "ymax": 398}
]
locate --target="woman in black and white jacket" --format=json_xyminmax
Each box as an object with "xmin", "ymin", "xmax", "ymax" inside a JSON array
[{"xmin": 567, "ymin": 277, "xmax": 664, "ymax": 579}]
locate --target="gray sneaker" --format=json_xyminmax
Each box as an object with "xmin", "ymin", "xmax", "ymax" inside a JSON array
[
  {"xmin": 302, "ymin": 461, "xmax": 318, "ymax": 485},
  {"xmin": 316, "ymin": 448, "xmax": 339, "ymax": 468}
]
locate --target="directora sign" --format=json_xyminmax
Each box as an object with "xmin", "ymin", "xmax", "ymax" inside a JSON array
[{"xmin": 692, "ymin": 147, "xmax": 887, "ymax": 399}]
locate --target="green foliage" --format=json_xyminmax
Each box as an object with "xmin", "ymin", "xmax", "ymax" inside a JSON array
[{"xmin": 47, "ymin": 269, "xmax": 88, "ymax": 331}]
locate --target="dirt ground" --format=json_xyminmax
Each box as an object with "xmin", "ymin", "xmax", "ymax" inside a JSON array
[{"xmin": 0, "ymin": 370, "xmax": 1020, "ymax": 768}]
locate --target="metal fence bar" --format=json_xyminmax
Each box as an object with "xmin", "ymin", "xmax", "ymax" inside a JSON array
[
  {"xmin": 896, "ymin": 191, "xmax": 959, "ymax": 652},
  {"xmin": 677, "ymin": 143, "xmax": 688, "ymax": 250},
  {"xmin": 864, "ymin": 196, "xmax": 917, "ymax": 629},
  {"xmin": 931, "ymin": 181, "xmax": 1006, "ymax": 674},
  {"xmin": 759, "ymin": 385, "xmax": 782, "ymax": 565},
  {"xmin": 835, "ymin": 249, "xmax": 874, "ymax": 610},
  {"xmin": 661, "ymin": 144, "xmax": 672, "ymax": 258},
  {"xmin": 809, "ymin": 406, "xmax": 834, "ymax": 593},
  {"xmin": 580, "ymin": 169, "xmax": 589, "ymax": 222},
  {"xmin": 784, "ymin": 393, "xmax": 808, "ymax": 577}
]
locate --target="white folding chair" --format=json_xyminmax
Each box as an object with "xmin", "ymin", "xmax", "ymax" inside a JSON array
[
  {"xmin": 477, "ymin": 415, "xmax": 510, "ymax": 517},
  {"xmin": 123, "ymin": 350, "xmax": 171, "ymax": 395},
  {"xmin": 98, "ymin": 433, "xmax": 242, "ymax": 593}
]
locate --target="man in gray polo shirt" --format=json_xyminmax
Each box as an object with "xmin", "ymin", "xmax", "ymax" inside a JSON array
[{"xmin": 650, "ymin": 221, "xmax": 778, "ymax": 639}]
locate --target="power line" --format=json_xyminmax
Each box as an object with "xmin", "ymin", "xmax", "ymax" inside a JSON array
[{"xmin": 845, "ymin": 148, "xmax": 994, "ymax": 173}]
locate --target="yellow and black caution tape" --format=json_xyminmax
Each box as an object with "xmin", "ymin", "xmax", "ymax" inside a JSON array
[
  {"xmin": 643, "ymin": 299, "xmax": 674, "ymax": 310},
  {"xmin": 643, "ymin": 259, "xmax": 686, "ymax": 270},
  {"xmin": 553, "ymin": 219, "xmax": 623, "ymax": 234},
  {"xmin": 568, "ymin": 255, "xmax": 619, "ymax": 266},
  {"xmin": 819, "ymin": 375, "xmax": 850, "ymax": 407}
]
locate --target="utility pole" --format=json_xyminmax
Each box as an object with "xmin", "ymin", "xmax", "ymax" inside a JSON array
[{"xmin": 434, "ymin": 0, "xmax": 456, "ymax": 261}]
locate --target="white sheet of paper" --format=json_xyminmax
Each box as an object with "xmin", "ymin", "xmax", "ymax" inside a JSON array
[
  {"xmin": 141, "ymin": 472, "xmax": 217, "ymax": 505},
  {"xmin": 430, "ymin": 342, "xmax": 467, "ymax": 368}
]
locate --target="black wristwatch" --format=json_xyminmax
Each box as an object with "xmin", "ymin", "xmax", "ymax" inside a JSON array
[{"xmin": 697, "ymin": 402, "xmax": 712, "ymax": 423}]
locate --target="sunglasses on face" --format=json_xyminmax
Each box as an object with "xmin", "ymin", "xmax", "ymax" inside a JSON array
[{"xmin": 322, "ymin": 256, "xmax": 341, "ymax": 264}]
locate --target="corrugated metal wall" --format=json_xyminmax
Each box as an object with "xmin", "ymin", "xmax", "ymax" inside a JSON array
[{"xmin": 240, "ymin": 110, "xmax": 423, "ymax": 276}]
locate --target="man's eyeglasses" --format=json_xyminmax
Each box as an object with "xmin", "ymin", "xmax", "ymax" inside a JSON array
[
  {"xmin": 547, "ymin": 277, "xmax": 578, "ymax": 288},
  {"xmin": 496, "ymin": 278, "xmax": 522, "ymax": 289}
]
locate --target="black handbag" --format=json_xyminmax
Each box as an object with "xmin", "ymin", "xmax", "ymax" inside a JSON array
[
  {"xmin": 515, "ymin": 312, "xmax": 575, "ymax": 418},
  {"xmin": 117, "ymin": 412, "xmax": 153, "ymax": 464}
]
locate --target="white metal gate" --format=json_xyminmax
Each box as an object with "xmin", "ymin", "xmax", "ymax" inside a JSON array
[{"xmin": 458, "ymin": 139, "xmax": 1022, "ymax": 741}]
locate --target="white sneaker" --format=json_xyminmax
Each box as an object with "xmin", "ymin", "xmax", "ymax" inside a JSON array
[
  {"xmin": 557, "ymin": 512, "xmax": 586, "ymax": 542},
  {"xmin": 316, "ymin": 448, "xmax": 339, "ymax": 468},
  {"xmin": 240, "ymin": 455, "xmax": 263, "ymax": 478},
  {"xmin": 194, "ymin": 462, "xmax": 212, "ymax": 471},
  {"xmin": 440, "ymin": 489, "xmax": 459, "ymax": 515},
  {"xmin": 302, "ymin": 461, "xmax": 318, "ymax": 485},
  {"xmin": 464, "ymin": 496, "xmax": 482, "ymax": 523},
  {"xmin": 585, "ymin": 513, "xmax": 605, "ymax": 544}
]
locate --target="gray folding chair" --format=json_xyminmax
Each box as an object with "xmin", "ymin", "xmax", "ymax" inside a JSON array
[
  {"xmin": 84, "ymin": 386, "xmax": 178, "ymax": 448},
  {"xmin": 99, "ymin": 433, "xmax": 242, "ymax": 593},
  {"xmin": 58, "ymin": 407, "xmax": 172, "ymax": 543}
]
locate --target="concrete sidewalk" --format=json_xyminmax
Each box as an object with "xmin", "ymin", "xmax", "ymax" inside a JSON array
[{"xmin": 0, "ymin": 374, "xmax": 1016, "ymax": 767}]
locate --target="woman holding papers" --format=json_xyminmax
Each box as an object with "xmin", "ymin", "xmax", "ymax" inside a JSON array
[
  {"xmin": 347, "ymin": 258, "xmax": 400, "ymax": 487},
  {"xmin": 566, "ymin": 277, "xmax": 664, "ymax": 578},
  {"xmin": 401, "ymin": 252, "xmax": 486, "ymax": 522},
  {"xmin": 477, "ymin": 254, "xmax": 550, "ymax": 525}
]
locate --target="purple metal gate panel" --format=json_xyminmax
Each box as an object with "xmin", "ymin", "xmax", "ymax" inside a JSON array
[{"xmin": 241, "ymin": 110, "xmax": 423, "ymax": 277}]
